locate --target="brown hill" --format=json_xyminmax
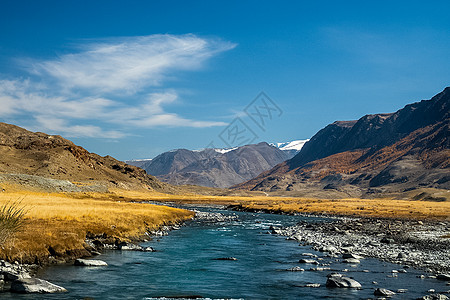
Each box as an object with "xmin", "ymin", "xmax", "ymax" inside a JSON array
[
  {"xmin": 234, "ymin": 88, "xmax": 450, "ymax": 198},
  {"xmin": 0, "ymin": 122, "xmax": 172, "ymax": 193}
]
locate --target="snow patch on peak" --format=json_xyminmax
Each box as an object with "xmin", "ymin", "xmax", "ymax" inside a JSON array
[
  {"xmin": 214, "ymin": 147, "xmax": 239, "ymax": 154},
  {"xmin": 270, "ymin": 139, "xmax": 309, "ymax": 152}
]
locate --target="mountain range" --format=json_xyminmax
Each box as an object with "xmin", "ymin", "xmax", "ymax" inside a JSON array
[
  {"xmin": 234, "ymin": 87, "xmax": 450, "ymax": 199},
  {"xmin": 127, "ymin": 140, "xmax": 308, "ymax": 188}
]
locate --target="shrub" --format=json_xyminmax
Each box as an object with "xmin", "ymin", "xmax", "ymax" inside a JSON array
[{"xmin": 0, "ymin": 200, "xmax": 27, "ymax": 245}]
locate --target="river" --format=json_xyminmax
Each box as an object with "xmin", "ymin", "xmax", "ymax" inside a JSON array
[{"xmin": 4, "ymin": 206, "xmax": 447, "ymax": 299}]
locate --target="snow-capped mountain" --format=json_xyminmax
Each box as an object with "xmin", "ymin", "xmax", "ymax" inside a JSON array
[
  {"xmin": 123, "ymin": 139, "xmax": 309, "ymax": 188},
  {"xmin": 270, "ymin": 139, "xmax": 309, "ymax": 157}
]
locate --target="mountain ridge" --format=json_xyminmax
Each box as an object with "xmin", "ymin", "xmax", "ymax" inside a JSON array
[
  {"xmin": 234, "ymin": 87, "xmax": 450, "ymax": 198},
  {"xmin": 139, "ymin": 141, "xmax": 304, "ymax": 188}
]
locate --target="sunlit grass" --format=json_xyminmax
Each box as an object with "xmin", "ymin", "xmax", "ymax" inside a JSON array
[
  {"xmin": 0, "ymin": 191, "xmax": 194, "ymax": 263},
  {"xmin": 105, "ymin": 189, "xmax": 450, "ymax": 220}
]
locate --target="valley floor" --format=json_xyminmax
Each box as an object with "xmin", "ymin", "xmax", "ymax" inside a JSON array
[{"xmin": 0, "ymin": 187, "xmax": 448, "ymax": 265}]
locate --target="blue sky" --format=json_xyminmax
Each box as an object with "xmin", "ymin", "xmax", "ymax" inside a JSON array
[{"xmin": 1, "ymin": 1, "xmax": 449, "ymax": 160}]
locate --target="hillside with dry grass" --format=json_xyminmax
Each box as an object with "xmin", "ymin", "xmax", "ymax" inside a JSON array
[
  {"xmin": 0, "ymin": 122, "xmax": 178, "ymax": 193},
  {"xmin": 234, "ymin": 87, "xmax": 450, "ymax": 199}
]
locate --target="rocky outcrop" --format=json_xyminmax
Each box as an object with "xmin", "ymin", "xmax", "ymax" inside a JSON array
[{"xmin": 0, "ymin": 260, "xmax": 66, "ymax": 293}]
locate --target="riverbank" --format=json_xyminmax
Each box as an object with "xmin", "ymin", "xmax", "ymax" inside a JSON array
[
  {"xmin": 227, "ymin": 199, "xmax": 450, "ymax": 274},
  {"xmin": 0, "ymin": 191, "xmax": 194, "ymax": 264}
]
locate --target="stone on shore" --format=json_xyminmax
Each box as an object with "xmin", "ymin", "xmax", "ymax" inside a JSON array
[
  {"xmin": 10, "ymin": 278, "xmax": 67, "ymax": 293},
  {"xmin": 319, "ymin": 245, "xmax": 338, "ymax": 253},
  {"xmin": 342, "ymin": 253, "xmax": 362, "ymax": 259},
  {"xmin": 74, "ymin": 259, "xmax": 108, "ymax": 266},
  {"xmin": 343, "ymin": 258, "xmax": 360, "ymax": 264}
]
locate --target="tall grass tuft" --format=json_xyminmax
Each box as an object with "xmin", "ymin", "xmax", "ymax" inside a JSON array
[{"xmin": 0, "ymin": 200, "xmax": 27, "ymax": 245}]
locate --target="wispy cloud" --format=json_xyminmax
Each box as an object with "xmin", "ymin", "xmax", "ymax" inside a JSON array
[
  {"xmin": 30, "ymin": 34, "xmax": 235, "ymax": 94},
  {"xmin": 1, "ymin": 34, "xmax": 235, "ymax": 137}
]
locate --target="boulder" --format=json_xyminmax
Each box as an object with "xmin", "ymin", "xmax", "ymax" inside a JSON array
[
  {"xmin": 11, "ymin": 278, "xmax": 67, "ymax": 293},
  {"xmin": 326, "ymin": 276, "xmax": 362, "ymax": 288},
  {"xmin": 374, "ymin": 288, "xmax": 396, "ymax": 296},
  {"xmin": 74, "ymin": 259, "xmax": 107, "ymax": 266}
]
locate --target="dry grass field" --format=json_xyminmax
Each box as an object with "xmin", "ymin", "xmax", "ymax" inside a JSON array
[
  {"xmin": 106, "ymin": 189, "xmax": 450, "ymax": 220},
  {"xmin": 0, "ymin": 190, "xmax": 194, "ymax": 263}
]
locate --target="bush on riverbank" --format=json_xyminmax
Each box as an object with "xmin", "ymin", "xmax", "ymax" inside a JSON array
[{"xmin": 0, "ymin": 200, "xmax": 27, "ymax": 245}]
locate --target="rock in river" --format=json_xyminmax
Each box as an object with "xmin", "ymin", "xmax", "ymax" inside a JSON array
[
  {"xmin": 326, "ymin": 275, "xmax": 362, "ymax": 288},
  {"xmin": 74, "ymin": 259, "xmax": 108, "ymax": 266},
  {"xmin": 11, "ymin": 278, "xmax": 67, "ymax": 293},
  {"xmin": 299, "ymin": 259, "xmax": 319, "ymax": 264},
  {"xmin": 374, "ymin": 288, "xmax": 396, "ymax": 297}
]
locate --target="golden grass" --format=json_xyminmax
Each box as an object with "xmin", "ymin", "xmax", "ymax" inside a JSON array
[
  {"xmin": 103, "ymin": 189, "xmax": 450, "ymax": 220},
  {"xmin": 0, "ymin": 191, "xmax": 194, "ymax": 263},
  {"xmin": 232, "ymin": 197, "xmax": 450, "ymax": 220}
]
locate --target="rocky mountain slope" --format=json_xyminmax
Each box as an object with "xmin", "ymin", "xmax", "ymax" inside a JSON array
[
  {"xmin": 0, "ymin": 122, "xmax": 172, "ymax": 193},
  {"xmin": 234, "ymin": 87, "xmax": 450, "ymax": 198},
  {"xmin": 141, "ymin": 142, "xmax": 295, "ymax": 188}
]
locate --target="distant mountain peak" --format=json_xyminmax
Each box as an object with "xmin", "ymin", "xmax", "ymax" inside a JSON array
[{"xmin": 127, "ymin": 140, "xmax": 306, "ymax": 188}]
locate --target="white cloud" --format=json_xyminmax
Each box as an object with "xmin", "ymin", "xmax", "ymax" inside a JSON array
[
  {"xmin": 0, "ymin": 79, "xmax": 227, "ymax": 137},
  {"xmin": 0, "ymin": 34, "xmax": 234, "ymax": 137},
  {"xmin": 31, "ymin": 34, "xmax": 236, "ymax": 94}
]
